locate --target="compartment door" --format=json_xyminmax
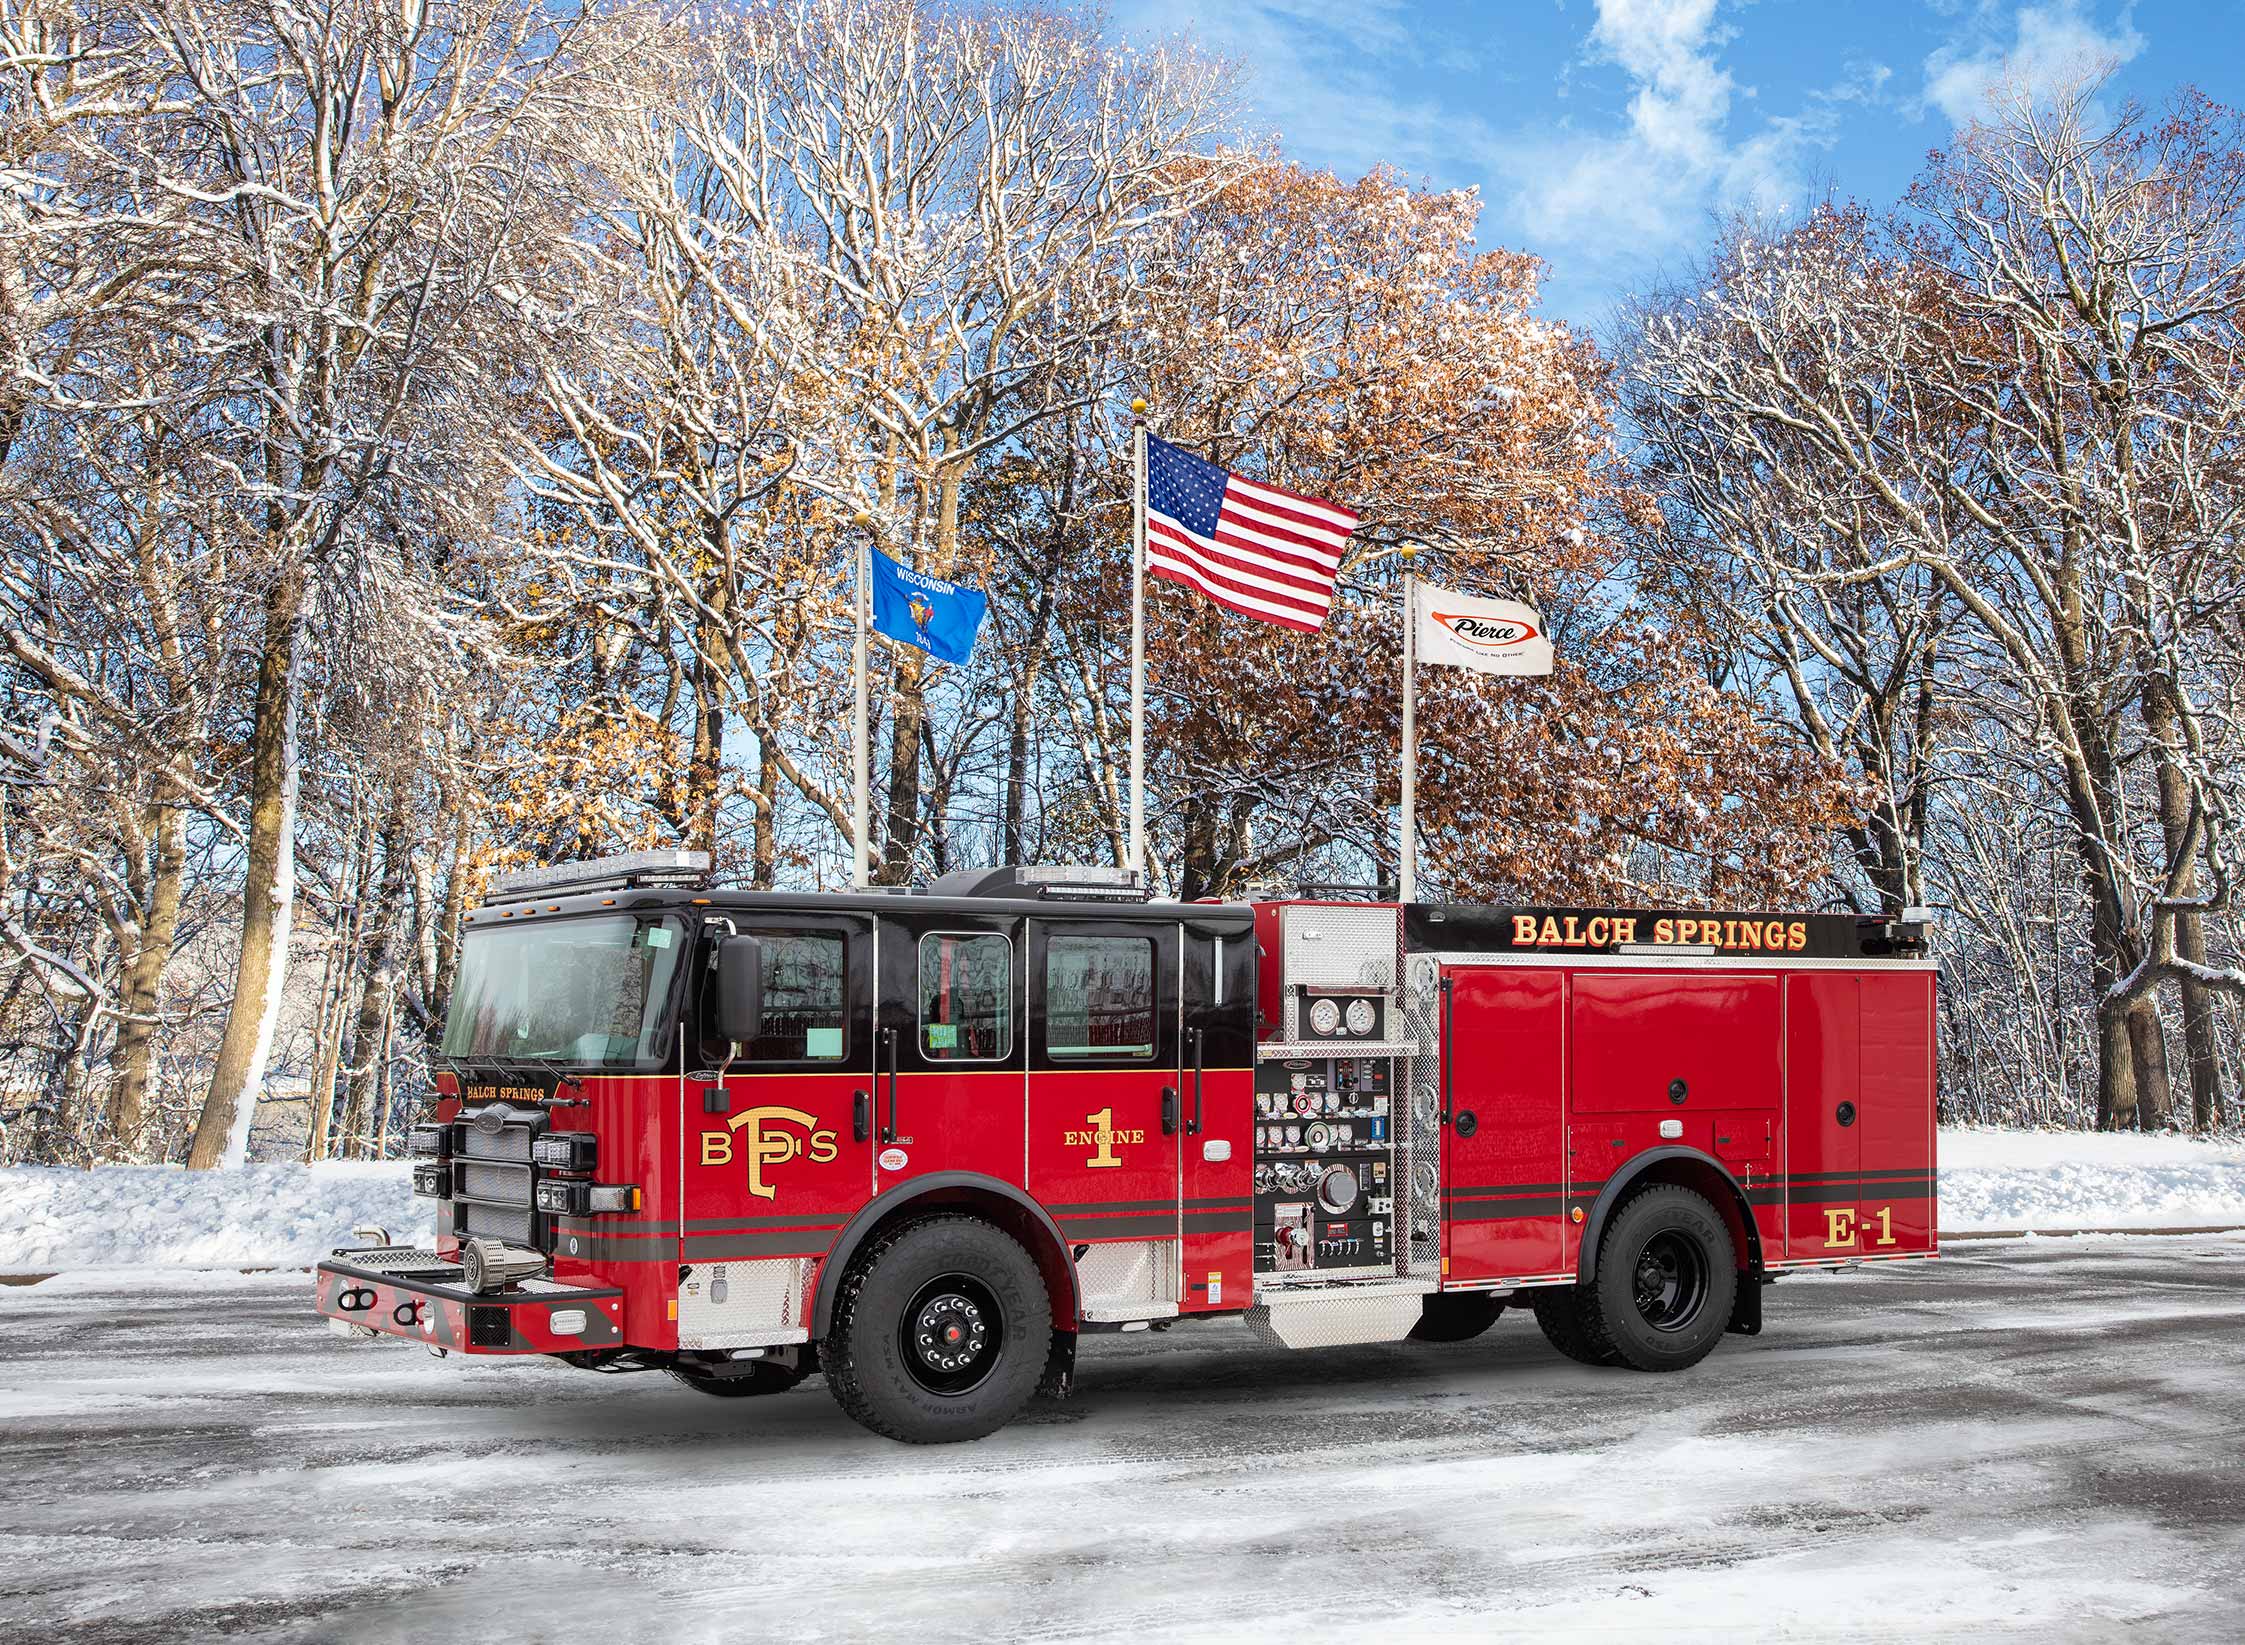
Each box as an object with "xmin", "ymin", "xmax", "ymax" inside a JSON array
[
  {"xmin": 1783, "ymin": 973, "xmax": 1861, "ymax": 1257},
  {"xmin": 1857, "ymin": 971, "xmax": 1937, "ymax": 1253},
  {"xmin": 1440, "ymin": 966, "xmax": 1567, "ymax": 1283}
]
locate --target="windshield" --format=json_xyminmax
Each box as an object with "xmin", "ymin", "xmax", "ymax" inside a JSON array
[{"xmin": 441, "ymin": 914, "xmax": 685, "ymax": 1069}]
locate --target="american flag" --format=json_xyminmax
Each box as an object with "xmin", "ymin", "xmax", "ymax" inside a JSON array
[{"xmin": 1143, "ymin": 434, "xmax": 1357, "ymax": 633}]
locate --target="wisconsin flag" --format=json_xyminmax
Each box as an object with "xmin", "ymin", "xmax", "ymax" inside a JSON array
[
  {"xmin": 869, "ymin": 547, "xmax": 987, "ymax": 666},
  {"xmin": 1413, "ymin": 582, "xmax": 1554, "ymax": 676}
]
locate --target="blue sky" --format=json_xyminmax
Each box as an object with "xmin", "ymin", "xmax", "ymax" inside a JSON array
[{"xmin": 1111, "ymin": 1, "xmax": 2241, "ymax": 333}]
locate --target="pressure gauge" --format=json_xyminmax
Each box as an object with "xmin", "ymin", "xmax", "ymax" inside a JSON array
[
  {"xmin": 1345, "ymin": 998, "xmax": 1378, "ymax": 1036},
  {"xmin": 1308, "ymin": 997, "xmax": 1342, "ymax": 1036}
]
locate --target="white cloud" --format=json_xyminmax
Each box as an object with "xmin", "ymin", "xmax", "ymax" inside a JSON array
[
  {"xmin": 1920, "ymin": 2, "xmax": 2146, "ymax": 126},
  {"xmin": 1500, "ymin": 0, "xmax": 1866, "ymax": 270}
]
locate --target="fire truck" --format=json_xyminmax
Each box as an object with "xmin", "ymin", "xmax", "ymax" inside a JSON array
[{"xmin": 316, "ymin": 851, "xmax": 1938, "ymax": 1444}]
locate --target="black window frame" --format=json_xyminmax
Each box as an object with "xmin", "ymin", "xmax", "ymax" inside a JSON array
[{"xmin": 913, "ymin": 928, "xmax": 1017, "ymax": 1064}]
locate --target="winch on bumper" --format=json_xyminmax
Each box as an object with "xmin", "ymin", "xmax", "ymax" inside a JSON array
[{"xmin": 316, "ymin": 1246, "xmax": 625, "ymax": 1354}]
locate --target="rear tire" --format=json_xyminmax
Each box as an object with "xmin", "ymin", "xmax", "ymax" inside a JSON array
[
  {"xmin": 821, "ymin": 1215, "xmax": 1052, "ymax": 1444},
  {"xmin": 1531, "ymin": 1284, "xmax": 1619, "ymax": 1366},
  {"xmin": 1581, "ymin": 1185, "xmax": 1737, "ymax": 1372},
  {"xmin": 666, "ymin": 1361, "xmax": 806, "ymax": 1398},
  {"xmin": 1408, "ymin": 1292, "xmax": 1505, "ymax": 1342}
]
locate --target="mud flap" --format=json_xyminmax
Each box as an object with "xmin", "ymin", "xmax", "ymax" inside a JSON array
[
  {"xmin": 1727, "ymin": 1274, "xmax": 1769, "ymax": 1336},
  {"xmin": 1036, "ymin": 1329, "xmax": 1077, "ymax": 1401}
]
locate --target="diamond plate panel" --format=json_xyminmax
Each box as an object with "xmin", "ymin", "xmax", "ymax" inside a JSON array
[
  {"xmin": 1279, "ymin": 904, "xmax": 1400, "ymax": 991},
  {"xmin": 1401, "ymin": 952, "xmax": 1444, "ymax": 1280},
  {"xmin": 677, "ymin": 1257, "xmax": 813, "ymax": 1349},
  {"xmin": 1075, "ymin": 1239, "xmax": 1179, "ymax": 1306}
]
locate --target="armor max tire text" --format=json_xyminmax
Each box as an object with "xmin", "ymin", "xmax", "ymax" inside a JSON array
[{"xmin": 820, "ymin": 1214, "xmax": 1052, "ymax": 1444}]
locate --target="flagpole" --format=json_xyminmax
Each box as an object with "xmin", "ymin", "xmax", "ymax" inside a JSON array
[
  {"xmin": 1399, "ymin": 542, "xmax": 1418, "ymax": 904},
  {"xmin": 850, "ymin": 510, "xmax": 871, "ymax": 889},
  {"xmin": 1128, "ymin": 398, "xmax": 1148, "ymax": 883}
]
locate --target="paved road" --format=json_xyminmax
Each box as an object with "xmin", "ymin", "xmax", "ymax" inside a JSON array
[{"xmin": 3, "ymin": 1237, "xmax": 2243, "ymax": 1643}]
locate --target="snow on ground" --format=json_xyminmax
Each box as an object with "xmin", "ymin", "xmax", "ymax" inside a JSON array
[
  {"xmin": 1941, "ymin": 1126, "xmax": 2245, "ymax": 1232},
  {"xmin": 3, "ymin": 1238, "xmax": 2242, "ymax": 1642},
  {"xmin": 3, "ymin": 1127, "xmax": 2243, "ymax": 1272},
  {"xmin": 0, "ymin": 1162, "xmax": 425, "ymax": 1271}
]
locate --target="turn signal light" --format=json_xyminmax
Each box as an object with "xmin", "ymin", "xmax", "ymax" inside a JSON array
[{"xmin": 534, "ymin": 1180, "xmax": 641, "ymax": 1216}]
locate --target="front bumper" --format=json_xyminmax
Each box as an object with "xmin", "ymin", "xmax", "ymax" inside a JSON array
[{"xmin": 315, "ymin": 1247, "xmax": 625, "ymax": 1355}]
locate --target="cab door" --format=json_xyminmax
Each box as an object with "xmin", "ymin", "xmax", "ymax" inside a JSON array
[
  {"xmin": 1026, "ymin": 918, "xmax": 1182, "ymax": 1294},
  {"xmin": 873, "ymin": 909, "xmax": 1026, "ymax": 1192},
  {"xmin": 677, "ymin": 914, "xmax": 874, "ymax": 1331}
]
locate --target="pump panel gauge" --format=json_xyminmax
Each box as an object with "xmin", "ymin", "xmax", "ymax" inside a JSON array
[{"xmin": 1309, "ymin": 997, "xmax": 1342, "ymax": 1035}]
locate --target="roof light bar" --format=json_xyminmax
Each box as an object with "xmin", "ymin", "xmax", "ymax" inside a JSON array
[{"xmin": 487, "ymin": 849, "xmax": 711, "ymax": 903}]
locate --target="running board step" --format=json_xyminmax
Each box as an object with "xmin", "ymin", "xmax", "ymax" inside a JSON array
[{"xmin": 1245, "ymin": 1278, "xmax": 1437, "ymax": 1349}]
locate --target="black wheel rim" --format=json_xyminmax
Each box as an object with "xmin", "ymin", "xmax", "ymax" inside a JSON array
[
  {"xmin": 900, "ymin": 1272, "xmax": 1004, "ymax": 1395},
  {"xmin": 1631, "ymin": 1229, "xmax": 1711, "ymax": 1332}
]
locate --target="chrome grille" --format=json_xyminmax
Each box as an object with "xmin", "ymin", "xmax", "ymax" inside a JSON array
[
  {"xmin": 458, "ymin": 1160, "xmax": 531, "ymax": 1203},
  {"xmin": 463, "ymin": 1203, "xmax": 534, "ymax": 1244},
  {"xmin": 460, "ymin": 1124, "xmax": 533, "ymax": 1163}
]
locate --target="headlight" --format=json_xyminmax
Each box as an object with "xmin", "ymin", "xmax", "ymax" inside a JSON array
[
  {"xmin": 412, "ymin": 1163, "xmax": 448, "ymax": 1199},
  {"xmin": 1308, "ymin": 998, "xmax": 1341, "ymax": 1035},
  {"xmin": 1345, "ymin": 998, "xmax": 1377, "ymax": 1036},
  {"xmin": 532, "ymin": 1132, "xmax": 596, "ymax": 1173}
]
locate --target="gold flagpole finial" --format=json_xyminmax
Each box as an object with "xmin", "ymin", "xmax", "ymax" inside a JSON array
[
  {"xmin": 1400, "ymin": 541, "xmax": 1419, "ymax": 562},
  {"xmin": 1130, "ymin": 398, "xmax": 1148, "ymax": 417}
]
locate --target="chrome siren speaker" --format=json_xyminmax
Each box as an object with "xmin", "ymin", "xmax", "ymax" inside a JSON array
[{"xmin": 460, "ymin": 1237, "xmax": 545, "ymax": 1295}]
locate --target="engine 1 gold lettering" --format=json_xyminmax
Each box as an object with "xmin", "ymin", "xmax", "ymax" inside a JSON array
[{"xmin": 1065, "ymin": 1106, "xmax": 1143, "ymax": 1168}]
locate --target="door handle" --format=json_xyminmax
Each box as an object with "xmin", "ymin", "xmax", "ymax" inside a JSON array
[
  {"xmin": 1836, "ymin": 1100, "xmax": 1857, "ymax": 1128},
  {"xmin": 1161, "ymin": 1087, "xmax": 1180, "ymax": 1137},
  {"xmin": 881, "ymin": 1028, "xmax": 900, "ymax": 1144},
  {"xmin": 1188, "ymin": 1026, "xmax": 1205, "ymax": 1136},
  {"xmin": 853, "ymin": 1090, "xmax": 872, "ymax": 1144}
]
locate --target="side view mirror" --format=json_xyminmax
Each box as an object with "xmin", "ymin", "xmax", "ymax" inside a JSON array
[{"xmin": 713, "ymin": 935, "xmax": 765, "ymax": 1045}]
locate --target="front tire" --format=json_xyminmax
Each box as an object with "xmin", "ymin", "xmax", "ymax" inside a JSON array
[
  {"xmin": 1581, "ymin": 1185, "xmax": 1738, "ymax": 1372},
  {"xmin": 821, "ymin": 1215, "xmax": 1052, "ymax": 1443},
  {"xmin": 1409, "ymin": 1292, "xmax": 1505, "ymax": 1342}
]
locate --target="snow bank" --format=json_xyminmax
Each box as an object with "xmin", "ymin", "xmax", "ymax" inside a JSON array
[
  {"xmin": 0, "ymin": 1162, "xmax": 424, "ymax": 1272},
  {"xmin": 4, "ymin": 1128, "xmax": 2244, "ymax": 1271},
  {"xmin": 1940, "ymin": 1126, "xmax": 2245, "ymax": 1232}
]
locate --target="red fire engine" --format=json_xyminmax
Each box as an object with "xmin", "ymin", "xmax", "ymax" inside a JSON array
[{"xmin": 316, "ymin": 852, "xmax": 1938, "ymax": 1443}]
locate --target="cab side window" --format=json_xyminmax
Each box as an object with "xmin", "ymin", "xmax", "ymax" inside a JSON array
[
  {"xmin": 1045, "ymin": 935, "xmax": 1156, "ymax": 1059},
  {"xmin": 745, "ymin": 932, "xmax": 846, "ymax": 1061},
  {"xmin": 918, "ymin": 932, "xmax": 1012, "ymax": 1060}
]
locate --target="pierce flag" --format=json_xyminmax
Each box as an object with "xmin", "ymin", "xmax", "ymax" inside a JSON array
[
  {"xmin": 868, "ymin": 547, "xmax": 986, "ymax": 667},
  {"xmin": 1412, "ymin": 582, "xmax": 1553, "ymax": 676}
]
